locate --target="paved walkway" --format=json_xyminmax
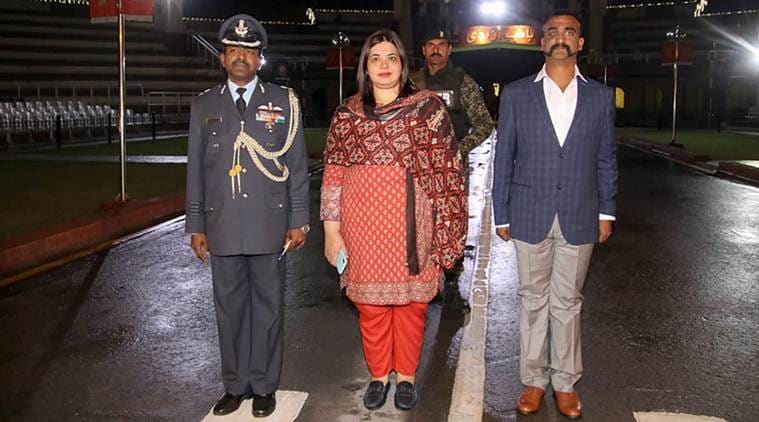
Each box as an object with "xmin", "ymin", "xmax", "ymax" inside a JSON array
[{"xmin": 1, "ymin": 138, "xmax": 756, "ymax": 421}]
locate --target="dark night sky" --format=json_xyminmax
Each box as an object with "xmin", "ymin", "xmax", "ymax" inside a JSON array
[
  {"xmin": 184, "ymin": 0, "xmax": 756, "ymax": 18},
  {"xmin": 608, "ymin": 0, "xmax": 756, "ymax": 13},
  {"xmin": 183, "ymin": 0, "xmax": 393, "ymax": 18}
]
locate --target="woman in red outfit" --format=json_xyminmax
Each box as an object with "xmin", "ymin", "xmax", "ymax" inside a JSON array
[{"xmin": 320, "ymin": 29, "xmax": 467, "ymax": 411}]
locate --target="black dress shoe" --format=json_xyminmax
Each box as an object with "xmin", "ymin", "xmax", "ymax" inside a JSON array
[
  {"xmin": 394, "ymin": 381, "xmax": 418, "ymax": 411},
  {"xmin": 363, "ymin": 380, "xmax": 390, "ymax": 410},
  {"xmin": 212, "ymin": 392, "xmax": 250, "ymax": 415},
  {"xmin": 252, "ymin": 393, "xmax": 276, "ymax": 418}
]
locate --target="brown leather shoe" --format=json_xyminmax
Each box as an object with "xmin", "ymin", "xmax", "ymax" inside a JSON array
[
  {"xmin": 554, "ymin": 391, "xmax": 582, "ymax": 419},
  {"xmin": 516, "ymin": 386, "xmax": 545, "ymax": 415}
]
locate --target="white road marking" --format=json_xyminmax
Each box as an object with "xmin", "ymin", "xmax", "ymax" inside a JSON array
[
  {"xmin": 447, "ymin": 136, "xmax": 496, "ymax": 422},
  {"xmin": 634, "ymin": 412, "xmax": 728, "ymax": 422},
  {"xmin": 202, "ymin": 390, "xmax": 308, "ymax": 422}
]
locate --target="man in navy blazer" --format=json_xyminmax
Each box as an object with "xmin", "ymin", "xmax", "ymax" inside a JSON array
[{"xmin": 493, "ymin": 11, "xmax": 617, "ymax": 419}]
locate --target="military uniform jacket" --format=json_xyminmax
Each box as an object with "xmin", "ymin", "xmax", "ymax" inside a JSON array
[
  {"xmin": 410, "ymin": 64, "xmax": 494, "ymax": 157},
  {"xmin": 185, "ymin": 81, "xmax": 309, "ymax": 256}
]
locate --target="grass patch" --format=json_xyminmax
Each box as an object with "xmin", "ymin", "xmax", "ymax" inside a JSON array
[
  {"xmin": 617, "ymin": 128, "xmax": 759, "ymax": 161},
  {"xmin": 304, "ymin": 128, "xmax": 328, "ymax": 156},
  {"xmin": 34, "ymin": 128, "xmax": 329, "ymax": 157},
  {"xmin": 0, "ymin": 161, "xmax": 185, "ymax": 240},
  {"xmin": 45, "ymin": 137, "xmax": 189, "ymax": 156},
  {"xmin": 2, "ymin": 128, "xmax": 328, "ymax": 240}
]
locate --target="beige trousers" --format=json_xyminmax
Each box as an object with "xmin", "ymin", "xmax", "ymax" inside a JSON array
[{"xmin": 512, "ymin": 215, "xmax": 594, "ymax": 392}]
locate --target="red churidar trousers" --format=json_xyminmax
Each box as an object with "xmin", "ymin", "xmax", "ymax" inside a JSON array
[{"xmin": 355, "ymin": 302, "xmax": 428, "ymax": 377}]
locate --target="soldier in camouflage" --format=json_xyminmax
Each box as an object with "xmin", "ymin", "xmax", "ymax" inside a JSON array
[
  {"xmin": 411, "ymin": 27, "xmax": 494, "ymax": 310},
  {"xmin": 410, "ymin": 27, "xmax": 494, "ymax": 175}
]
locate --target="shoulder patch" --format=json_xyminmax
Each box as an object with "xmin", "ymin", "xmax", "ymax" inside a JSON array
[
  {"xmin": 261, "ymin": 81, "xmax": 285, "ymax": 92},
  {"xmin": 198, "ymin": 84, "xmax": 223, "ymax": 97}
]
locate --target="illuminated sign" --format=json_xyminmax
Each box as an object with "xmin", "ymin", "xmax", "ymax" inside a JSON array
[
  {"xmin": 661, "ymin": 41, "xmax": 694, "ymax": 65},
  {"xmin": 464, "ymin": 25, "xmax": 537, "ymax": 46},
  {"xmin": 615, "ymin": 88, "xmax": 625, "ymax": 109}
]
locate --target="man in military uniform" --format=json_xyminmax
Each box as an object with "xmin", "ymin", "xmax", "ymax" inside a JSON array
[
  {"xmin": 411, "ymin": 27, "xmax": 494, "ymax": 310},
  {"xmin": 185, "ymin": 14, "xmax": 309, "ymax": 418},
  {"xmin": 410, "ymin": 27, "xmax": 494, "ymax": 172}
]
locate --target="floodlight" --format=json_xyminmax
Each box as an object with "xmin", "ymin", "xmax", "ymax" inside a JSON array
[{"xmin": 480, "ymin": 1, "xmax": 506, "ymax": 17}]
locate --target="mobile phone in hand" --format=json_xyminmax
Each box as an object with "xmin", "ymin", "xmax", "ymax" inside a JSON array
[{"xmin": 336, "ymin": 249, "xmax": 348, "ymax": 274}]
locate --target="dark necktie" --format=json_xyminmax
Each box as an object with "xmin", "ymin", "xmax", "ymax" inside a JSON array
[{"xmin": 235, "ymin": 87, "xmax": 247, "ymax": 116}]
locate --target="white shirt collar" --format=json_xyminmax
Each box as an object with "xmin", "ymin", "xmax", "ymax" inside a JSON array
[
  {"xmin": 533, "ymin": 64, "xmax": 587, "ymax": 84},
  {"xmin": 227, "ymin": 77, "xmax": 259, "ymax": 103}
]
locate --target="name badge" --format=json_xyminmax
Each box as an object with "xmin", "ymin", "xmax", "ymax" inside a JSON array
[{"xmin": 434, "ymin": 90, "xmax": 454, "ymax": 108}]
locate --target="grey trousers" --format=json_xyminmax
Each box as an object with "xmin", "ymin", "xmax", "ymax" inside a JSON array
[
  {"xmin": 210, "ymin": 253, "xmax": 285, "ymax": 396},
  {"xmin": 512, "ymin": 215, "xmax": 594, "ymax": 392}
]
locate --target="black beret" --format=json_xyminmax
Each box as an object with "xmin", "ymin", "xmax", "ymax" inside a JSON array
[{"xmin": 421, "ymin": 26, "xmax": 451, "ymax": 45}]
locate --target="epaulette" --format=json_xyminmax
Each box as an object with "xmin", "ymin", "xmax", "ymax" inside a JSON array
[{"xmin": 197, "ymin": 87, "xmax": 212, "ymax": 97}]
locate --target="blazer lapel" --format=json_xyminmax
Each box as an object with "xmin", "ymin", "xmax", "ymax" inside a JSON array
[
  {"xmin": 530, "ymin": 79, "xmax": 562, "ymax": 148},
  {"xmin": 562, "ymin": 78, "xmax": 588, "ymax": 151}
]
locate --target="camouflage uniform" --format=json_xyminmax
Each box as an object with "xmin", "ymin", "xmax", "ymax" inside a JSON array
[
  {"xmin": 411, "ymin": 63, "xmax": 494, "ymax": 175},
  {"xmin": 411, "ymin": 63, "xmax": 493, "ymax": 311}
]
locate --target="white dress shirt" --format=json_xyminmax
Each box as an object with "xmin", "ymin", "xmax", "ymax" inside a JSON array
[
  {"xmin": 496, "ymin": 65, "xmax": 614, "ymax": 229},
  {"xmin": 227, "ymin": 76, "xmax": 259, "ymax": 108},
  {"xmin": 535, "ymin": 64, "xmax": 585, "ymax": 147}
]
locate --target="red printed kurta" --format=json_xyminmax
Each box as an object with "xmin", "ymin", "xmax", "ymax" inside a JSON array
[{"xmin": 320, "ymin": 91, "xmax": 467, "ymax": 305}]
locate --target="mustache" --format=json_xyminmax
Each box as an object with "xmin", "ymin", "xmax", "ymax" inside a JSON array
[
  {"xmin": 543, "ymin": 43, "xmax": 576, "ymax": 57},
  {"xmin": 430, "ymin": 53, "xmax": 443, "ymax": 57},
  {"xmin": 232, "ymin": 59, "xmax": 250, "ymax": 67}
]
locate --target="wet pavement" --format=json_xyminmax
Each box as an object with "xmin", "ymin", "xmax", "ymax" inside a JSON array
[
  {"xmin": 0, "ymin": 171, "xmax": 464, "ymax": 422},
  {"xmin": 1, "ymin": 144, "xmax": 758, "ymax": 422}
]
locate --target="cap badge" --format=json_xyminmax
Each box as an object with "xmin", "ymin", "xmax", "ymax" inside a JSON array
[{"xmin": 235, "ymin": 19, "xmax": 249, "ymax": 37}]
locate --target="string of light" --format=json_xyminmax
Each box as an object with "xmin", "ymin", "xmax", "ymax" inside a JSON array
[
  {"xmin": 606, "ymin": 1, "xmax": 758, "ymax": 17},
  {"xmin": 698, "ymin": 9, "xmax": 759, "ymax": 17},
  {"xmin": 26, "ymin": 0, "xmax": 89, "ymax": 4},
  {"xmin": 183, "ymin": 17, "xmax": 315, "ymax": 26},
  {"xmin": 314, "ymin": 8, "xmax": 393, "ymax": 14},
  {"xmin": 607, "ymin": 1, "xmax": 696, "ymax": 9}
]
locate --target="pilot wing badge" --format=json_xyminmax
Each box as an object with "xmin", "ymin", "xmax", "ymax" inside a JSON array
[{"xmin": 256, "ymin": 102, "xmax": 286, "ymax": 132}]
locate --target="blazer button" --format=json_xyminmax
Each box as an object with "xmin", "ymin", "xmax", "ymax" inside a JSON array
[
  {"xmin": 557, "ymin": 184, "xmax": 563, "ymax": 190},
  {"xmin": 559, "ymin": 152, "xmax": 565, "ymax": 159},
  {"xmin": 242, "ymin": 193, "xmax": 248, "ymax": 198}
]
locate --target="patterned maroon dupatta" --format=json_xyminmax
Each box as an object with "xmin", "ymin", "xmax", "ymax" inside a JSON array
[{"xmin": 323, "ymin": 90, "xmax": 467, "ymax": 268}]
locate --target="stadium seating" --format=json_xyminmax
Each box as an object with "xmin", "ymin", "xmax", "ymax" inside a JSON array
[{"xmin": 0, "ymin": 0, "xmax": 394, "ymax": 147}]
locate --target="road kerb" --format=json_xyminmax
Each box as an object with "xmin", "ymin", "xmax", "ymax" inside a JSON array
[{"xmin": 448, "ymin": 154, "xmax": 493, "ymax": 422}]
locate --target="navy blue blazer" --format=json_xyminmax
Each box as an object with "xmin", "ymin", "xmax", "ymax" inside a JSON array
[{"xmin": 492, "ymin": 73, "xmax": 617, "ymax": 245}]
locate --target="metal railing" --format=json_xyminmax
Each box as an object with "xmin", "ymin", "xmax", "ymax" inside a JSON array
[
  {"xmin": 147, "ymin": 91, "xmax": 197, "ymax": 114},
  {"xmin": 7, "ymin": 82, "xmax": 146, "ymax": 104},
  {"xmin": 190, "ymin": 33, "xmax": 221, "ymax": 68}
]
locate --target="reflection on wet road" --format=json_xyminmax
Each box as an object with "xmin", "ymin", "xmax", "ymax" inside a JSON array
[
  {"xmin": 0, "ymin": 145, "xmax": 756, "ymax": 422},
  {"xmin": 0, "ymin": 172, "xmax": 463, "ymax": 421}
]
